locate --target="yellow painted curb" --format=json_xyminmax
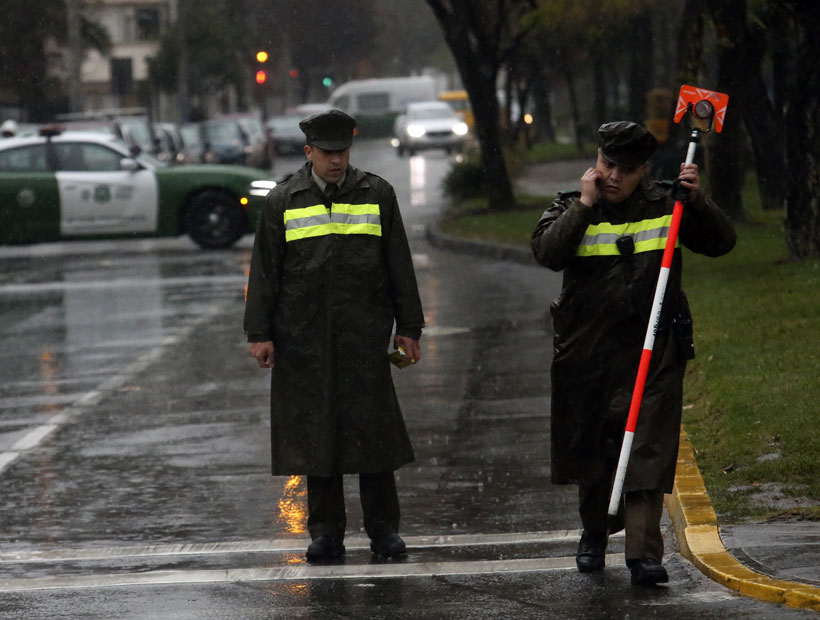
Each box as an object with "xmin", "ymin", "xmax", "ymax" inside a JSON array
[{"xmin": 666, "ymin": 429, "xmax": 820, "ymax": 612}]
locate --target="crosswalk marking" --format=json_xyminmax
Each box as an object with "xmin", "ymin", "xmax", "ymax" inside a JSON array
[
  {"xmin": 0, "ymin": 529, "xmax": 629, "ymax": 592},
  {"xmin": 2, "ymin": 529, "xmax": 622, "ymax": 563},
  {"xmin": 0, "ymin": 554, "xmax": 628, "ymax": 593}
]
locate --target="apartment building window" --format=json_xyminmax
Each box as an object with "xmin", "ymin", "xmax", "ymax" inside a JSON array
[
  {"xmin": 136, "ymin": 7, "xmax": 160, "ymax": 40},
  {"xmin": 111, "ymin": 58, "xmax": 133, "ymax": 95}
]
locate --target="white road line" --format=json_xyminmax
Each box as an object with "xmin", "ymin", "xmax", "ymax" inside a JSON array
[
  {"xmin": 0, "ymin": 554, "xmax": 628, "ymax": 593},
  {"xmin": 0, "ymin": 530, "xmax": 622, "ymax": 564},
  {"xmin": 10, "ymin": 424, "xmax": 58, "ymax": 450},
  {"xmin": 0, "ymin": 275, "xmax": 247, "ymax": 296},
  {"xmin": 0, "ymin": 301, "xmax": 231, "ymax": 476}
]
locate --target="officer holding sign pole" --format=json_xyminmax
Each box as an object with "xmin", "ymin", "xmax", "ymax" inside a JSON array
[{"xmin": 531, "ymin": 121, "xmax": 736, "ymax": 586}]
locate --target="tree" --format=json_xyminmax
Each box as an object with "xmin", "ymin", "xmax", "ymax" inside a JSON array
[
  {"xmin": 778, "ymin": 1, "xmax": 820, "ymax": 258},
  {"xmin": 0, "ymin": 0, "xmax": 109, "ymax": 120},
  {"xmin": 150, "ymin": 0, "xmax": 381, "ymax": 112},
  {"xmin": 426, "ymin": 0, "xmax": 537, "ymax": 211},
  {"xmin": 530, "ymin": 0, "xmax": 653, "ymax": 147}
]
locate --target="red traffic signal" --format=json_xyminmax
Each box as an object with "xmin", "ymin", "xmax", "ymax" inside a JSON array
[{"xmin": 255, "ymin": 70, "xmax": 267, "ymax": 85}]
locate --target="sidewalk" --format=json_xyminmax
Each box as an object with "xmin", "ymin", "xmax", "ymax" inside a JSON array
[{"xmin": 426, "ymin": 159, "xmax": 820, "ymax": 613}]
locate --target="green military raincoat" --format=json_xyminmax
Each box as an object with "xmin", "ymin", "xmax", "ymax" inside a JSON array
[
  {"xmin": 531, "ymin": 180, "xmax": 735, "ymax": 492},
  {"xmin": 244, "ymin": 162, "xmax": 424, "ymax": 476}
]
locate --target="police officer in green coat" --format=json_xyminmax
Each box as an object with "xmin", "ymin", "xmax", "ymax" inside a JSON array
[
  {"xmin": 531, "ymin": 122, "xmax": 736, "ymax": 586},
  {"xmin": 244, "ymin": 109, "xmax": 424, "ymax": 562}
]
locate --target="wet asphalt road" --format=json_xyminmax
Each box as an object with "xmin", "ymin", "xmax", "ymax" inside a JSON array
[{"xmin": 0, "ymin": 141, "xmax": 813, "ymax": 619}]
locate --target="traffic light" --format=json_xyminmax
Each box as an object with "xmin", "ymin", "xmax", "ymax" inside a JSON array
[
  {"xmin": 322, "ymin": 76, "xmax": 333, "ymax": 88},
  {"xmin": 289, "ymin": 69, "xmax": 299, "ymax": 79},
  {"xmin": 255, "ymin": 51, "xmax": 269, "ymax": 85}
]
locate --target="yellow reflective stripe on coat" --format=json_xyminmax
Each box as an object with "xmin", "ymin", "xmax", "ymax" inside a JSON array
[
  {"xmin": 284, "ymin": 203, "xmax": 381, "ymax": 242},
  {"xmin": 576, "ymin": 214, "xmax": 679, "ymax": 256}
]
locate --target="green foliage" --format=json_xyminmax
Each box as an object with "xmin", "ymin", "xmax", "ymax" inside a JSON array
[
  {"xmin": 441, "ymin": 155, "xmax": 488, "ymax": 201},
  {"xmin": 0, "ymin": 0, "xmax": 109, "ymax": 119}
]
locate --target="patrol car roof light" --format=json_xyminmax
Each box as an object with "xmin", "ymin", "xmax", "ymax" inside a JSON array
[{"xmin": 39, "ymin": 126, "xmax": 62, "ymax": 138}]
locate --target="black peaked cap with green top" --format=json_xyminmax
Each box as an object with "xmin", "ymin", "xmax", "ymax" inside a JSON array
[{"xmin": 598, "ymin": 121, "xmax": 658, "ymax": 168}]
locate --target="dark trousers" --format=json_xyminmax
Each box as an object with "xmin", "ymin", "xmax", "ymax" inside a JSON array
[
  {"xmin": 578, "ymin": 479, "xmax": 665, "ymax": 562},
  {"xmin": 307, "ymin": 472, "xmax": 400, "ymax": 541}
]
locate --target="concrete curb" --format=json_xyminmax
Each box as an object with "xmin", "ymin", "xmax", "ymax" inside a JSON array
[
  {"xmin": 426, "ymin": 221, "xmax": 820, "ymax": 612},
  {"xmin": 666, "ymin": 429, "xmax": 820, "ymax": 611},
  {"xmin": 425, "ymin": 221, "xmax": 536, "ymax": 267}
]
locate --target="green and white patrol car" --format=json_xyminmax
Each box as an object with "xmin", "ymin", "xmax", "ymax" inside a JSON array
[{"xmin": 0, "ymin": 128, "xmax": 277, "ymax": 248}]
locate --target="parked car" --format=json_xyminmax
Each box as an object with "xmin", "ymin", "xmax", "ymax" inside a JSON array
[
  {"xmin": 0, "ymin": 128, "xmax": 276, "ymax": 249},
  {"xmin": 54, "ymin": 115, "xmax": 159, "ymax": 157},
  {"xmin": 200, "ymin": 114, "xmax": 272, "ymax": 170},
  {"xmin": 153, "ymin": 122, "xmax": 186, "ymax": 164},
  {"xmin": 179, "ymin": 123, "xmax": 206, "ymax": 163},
  {"xmin": 266, "ymin": 114, "xmax": 305, "ymax": 155},
  {"xmin": 392, "ymin": 100, "xmax": 468, "ymax": 156}
]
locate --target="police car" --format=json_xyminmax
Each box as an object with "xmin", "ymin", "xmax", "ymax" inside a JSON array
[{"xmin": 0, "ymin": 128, "xmax": 277, "ymax": 249}]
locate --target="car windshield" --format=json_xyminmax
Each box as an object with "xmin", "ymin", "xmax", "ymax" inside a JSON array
[
  {"xmin": 180, "ymin": 125, "xmax": 203, "ymax": 146},
  {"xmin": 202, "ymin": 120, "xmax": 242, "ymax": 142},
  {"xmin": 409, "ymin": 107, "xmax": 455, "ymax": 120},
  {"xmin": 268, "ymin": 116, "xmax": 301, "ymax": 134},
  {"xmin": 117, "ymin": 118, "xmax": 154, "ymax": 150}
]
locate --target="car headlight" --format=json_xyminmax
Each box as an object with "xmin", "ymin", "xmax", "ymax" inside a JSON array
[
  {"xmin": 249, "ymin": 179, "xmax": 277, "ymax": 197},
  {"xmin": 453, "ymin": 122, "xmax": 469, "ymax": 136},
  {"xmin": 406, "ymin": 124, "xmax": 426, "ymax": 138}
]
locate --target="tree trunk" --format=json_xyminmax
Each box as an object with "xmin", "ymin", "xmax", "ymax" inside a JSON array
[
  {"xmin": 592, "ymin": 52, "xmax": 607, "ymax": 126},
  {"xmin": 709, "ymin": 1, "xmax": 786, "ymax": 213},
  {"xmin": 531, "ymin": 72, "xmax": 555, "ymax": 142},
  {"xmin": 425, "ymin": 0, "xmax": 517, "ymax": 211},
  {"xmin": 564, "ymin": 68, "xmax": 584, "ymax": 151},
  {"xmin": 628, "ymin": 9, "xmax": 653, "ymax": 122},
  {"xmin": 783, "ymin": 4, "xmax": 820, "ymax": 258},
  {"xmin": 706, "ymin": 1, "xmax": 749, "ymax": 221},
  {"xmin": 468, "ymin": 67, "xmax": 516, "ymax": 210},
  {"xmin": 675, "ymin": 0, "xmax": 704, "ymax": 86}
]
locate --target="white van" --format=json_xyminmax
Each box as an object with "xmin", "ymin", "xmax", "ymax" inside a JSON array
[{"xmin": 327, "ymin": 77, "xmax": 437, "ymax": 117}]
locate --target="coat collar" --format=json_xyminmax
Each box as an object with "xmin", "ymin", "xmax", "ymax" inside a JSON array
[{"xmin": 288, "ymin": 162, "xmax": 370, "ymax": 197}]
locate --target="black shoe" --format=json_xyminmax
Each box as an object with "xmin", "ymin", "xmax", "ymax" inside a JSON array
[
  {"xmin": 370, "ymin": 532, "xmax": 407, "ymax": 558},
  {"xmin": 306, "ymin": 535, "xmax": 345, "ymax": 562},
  {"xmin": 629, "ymin": 558, "xmax": 669, "ymax": 586},
  {"xmin": 576, "ymin": 531, "xmax": 607, "ymax": 573}
]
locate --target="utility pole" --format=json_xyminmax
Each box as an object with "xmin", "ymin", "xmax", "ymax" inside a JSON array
[{"xmin": 67, "ymin": 0, "xmax": 84, "ymax": 113}]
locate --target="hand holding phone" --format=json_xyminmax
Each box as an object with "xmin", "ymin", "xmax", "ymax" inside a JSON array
[{"xmin": 580, "ymin": 167, "xmax": 602, "ymax": 207}]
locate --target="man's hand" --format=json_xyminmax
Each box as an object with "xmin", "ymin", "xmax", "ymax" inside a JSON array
[
  {"xmin": 677, "ymin": 162, "xmax": 700, "ymax": 202},
  {"xmin": 394, "ymin": 335, "xmax": 421, "ymax": 365},
  {"xmin": 249, "ymin": 341, "xmax": 275, "ymax": 368},
  {"xmin": 579, "ymin": 167, "xmax": 602, "ymax": 207}
]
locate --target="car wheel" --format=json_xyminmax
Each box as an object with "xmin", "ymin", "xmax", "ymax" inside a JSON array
[{"xmin": 184, "ymin": 189, "xmax": 246, "ymax": 249}]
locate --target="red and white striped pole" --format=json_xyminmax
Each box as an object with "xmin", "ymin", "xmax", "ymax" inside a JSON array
[
  {"xmin": 606, "ymin": 133, "xmax": 700, "ymax": 517},
  {"xmin": 607, "ymin": 84, "xmax": 729, "ymax": 517}
]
